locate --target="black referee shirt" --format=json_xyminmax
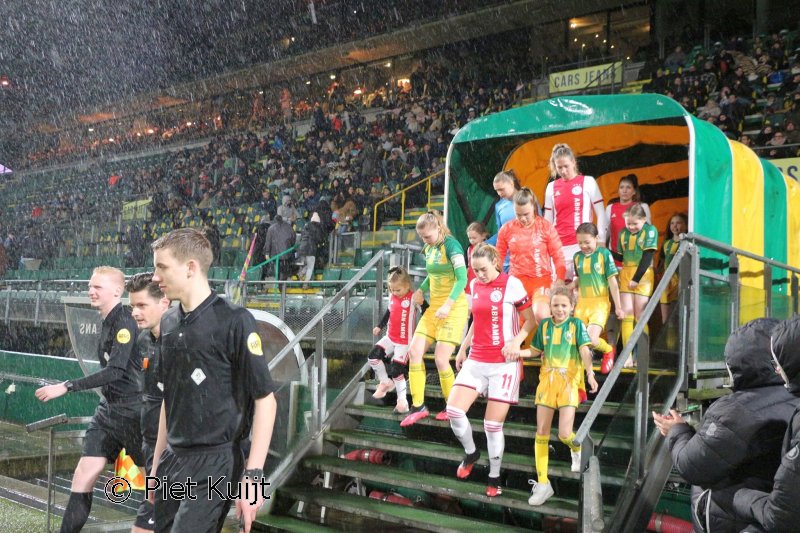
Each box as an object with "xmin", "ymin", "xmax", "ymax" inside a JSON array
[
  {"xmin": 159, "ymin": 293, "xmax": 277, "ymax": 449},
  {"xmin": 97, "ymin": 303, "xmax": 141, "ymax": 402},
  {"xmin": 138, "ymin": 330, "xmax": 162, "ymax": 444}
]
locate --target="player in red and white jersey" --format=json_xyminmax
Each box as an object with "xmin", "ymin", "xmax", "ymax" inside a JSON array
[
  {"xmin": 543, "ymin": 143, "xmax": 607, "ymax": 280},
  {"xmin": 604, "ymin": 174, "xmax": 651, "ymax": 268},
  {"xmin": 370, "ymin": 267, "xmax": 426, "ymax": 414},
  {"xmin": 447, "ymin": 243, "xmax": 535, "ymax": 498}
]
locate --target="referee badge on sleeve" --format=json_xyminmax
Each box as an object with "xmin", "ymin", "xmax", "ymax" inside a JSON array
[
  {"xmin": 116, "ymin": 328, "xmax": 131, "ymax": 344},
  {"xmin": 247, "ymin": 332, "xmax": 264, "ymax": 356}
]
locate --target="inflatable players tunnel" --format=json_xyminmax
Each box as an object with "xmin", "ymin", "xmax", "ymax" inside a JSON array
[{"xmin": 445, "ymin": 94, "xmax": 800, "ymax": 363}]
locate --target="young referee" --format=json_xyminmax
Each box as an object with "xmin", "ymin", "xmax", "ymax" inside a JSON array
[
  {"xmin": 149, "ymin": 228, "xmax": 277, "ymax": 533},
  {"xmin": 35, "ymin": 266, "xmax": 144, "ymax": 533},
  {"xmin": 126, "ymin": 272, "xmax": 170, "ymax": 533}
]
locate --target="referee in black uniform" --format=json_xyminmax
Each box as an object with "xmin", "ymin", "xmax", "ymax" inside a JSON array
[
  {"xmin": 149, "ymin": 228, "xmax": 277, "ymax": 533},
  {"xmin": 127, "ymin": 272, "xmax": 170, "ymax": 533},
  {"xmin": 36, "ymin": 266, "xmax": 144, "ymax": 533}
]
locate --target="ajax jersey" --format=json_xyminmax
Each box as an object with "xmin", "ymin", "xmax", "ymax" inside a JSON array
[
  {"xmin": 387, "ymin": 291, "xmax": 417, "ymax": 344},
  {"xmin": 469, "ymin": 273, "xmax": 531, "ymax": 363},
  {"xmin": 544, "ymin": 175, "xmax": 604, "ymax": 246}
]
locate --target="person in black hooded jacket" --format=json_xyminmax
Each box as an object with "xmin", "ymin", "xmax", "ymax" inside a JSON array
[
  {"xmin": 718, "ymin": 315, "xmax": 800, "ymax": 533},
  {"xmin": 653, "ymin": 317, "xmax": 799, "ymax": 533}
]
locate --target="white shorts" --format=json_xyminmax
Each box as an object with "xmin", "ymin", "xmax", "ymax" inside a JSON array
[
  {"xmin": 454, "ymin": 358, "xmax": 522, "ymax": 404},
  {"xmin": 562, "ymin": 243, "xmax": 581, "ymax": 281},
  {"xmin": 376, "ymin": 336, "xmax": 410, "ymax": 364}
]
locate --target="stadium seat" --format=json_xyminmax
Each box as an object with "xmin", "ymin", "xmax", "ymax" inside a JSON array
[
  {"xmin": 355, "ymin": 249, "xmax": 374, "ymax": 267},
  {"xmin": 322, "ymin": 268, "xmax": 341, "ymax": 281}
]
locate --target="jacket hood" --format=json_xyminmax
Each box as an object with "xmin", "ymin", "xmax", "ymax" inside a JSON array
[
  {"xmin": 770, "ymin": 315, "xmax": 800, "ymax": 394},
  {"xmin": 724, "ymin": 317, "xmax": 783, "ymax": 391}
]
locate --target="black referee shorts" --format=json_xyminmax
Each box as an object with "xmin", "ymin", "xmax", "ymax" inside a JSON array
[
  {"xmin": 82, "ymin": 400, "xmax": 145, "ymax": 466},
  {"xmin": 154, "ymin": 443, "xmax": 244, "ymax": 533}
]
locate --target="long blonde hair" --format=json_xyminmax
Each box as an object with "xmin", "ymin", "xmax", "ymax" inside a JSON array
[
  {"xmin": 549, "ymin": 143, "xmax": 579, "ymax": 180},
  {"xmin": 416, "ymin": 210, "xmax": 451, "ymax": 240}
]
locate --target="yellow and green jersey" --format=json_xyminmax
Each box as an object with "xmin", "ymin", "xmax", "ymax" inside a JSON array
[
  {"xmin": 618, "ymin": 223, "xmax": 658, "ymax": 268},
  {"xmin": 573, "ymin": 247, "xmax": 618, "ymax": 299},
  {"xmin": 662, "ymin": 238, "xmax": 680, "ymax": 270},
  {"xmin": 532, "ymin": 317, "xmax": 592, "ymax": 371},
  {"xmin": 421, "ymin": 235, "xmax": 468, "ymax": 304}
]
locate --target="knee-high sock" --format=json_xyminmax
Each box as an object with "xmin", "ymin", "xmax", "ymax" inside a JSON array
[
  {"xmin": 369, "ymin": 358, "xmax": 389, "ymax": 383},
  {"xmin": 558, "ymin": 432, "xmax": 581, "ymax": 453},
  {"xmin": 534, "ymin": 435, "xmax": 550, "ymax": 484},
  {"xmin": 621, "ymin": 316, "xmax": 634, "ymax": 348},
  {"xmin": 60, "ymin": 492, "xmax": 93, "ymax": 533},
  {"xmin": 438, "ymin": 367, "xmax": 455, "ymax": 402},
  {"xmin": 393, "ymin": 375, "xmax": 408, "ymax": 401},
  {"xmin": 408, "ymin": 363, "xmax": 426, "ymax": 408},
  {"xmin": 594, "ymin": 337, "xmax": 613, "ymax": 354},
  {"xmin": 636, "ymin": 319, "xmax": 649, "ymax": 337},
  {"xmin": 484, "ymin": 420, "xmax": 505, "ymax": 478},
  {"xmin": 447, "ymin": 406, "xmax": 475, "ymax": 454}
]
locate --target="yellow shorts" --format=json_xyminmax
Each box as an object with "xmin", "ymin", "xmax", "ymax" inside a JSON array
[
  {"xmin": 619, "ymin": 266, "xmax": 654, "ymax": 297},
  {"xmin": 574, "ymin": 297, "xmax": 610, "ymax": 329},
  {"xmin": 535, "ymin": 367, "xmax": 581, "ymax": 409},
  {"xmin": 414, "ymin": 297, "xmax": 469, "ymax": 346},
  {"xmin": 659, "ymin": 274, "xmax": 679, "ymax": 304}
]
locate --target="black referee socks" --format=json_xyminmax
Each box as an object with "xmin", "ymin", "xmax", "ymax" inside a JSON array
[{"xmin": 60, "ymin": 491, "xmax": 93, "ymax": 533}]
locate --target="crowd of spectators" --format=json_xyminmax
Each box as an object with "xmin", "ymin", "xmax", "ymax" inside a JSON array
[
  {"xmin": 5, "ymin": 28, "xmax": 800, "ymax": 274},
  {"xmin": 1, "ymin": 48, "xmax": 531, "ymax": 271},
  {"xmin": 13, "ymin": 0, "xmax": 515, "ymax": 171},
  {"xmin": 642, "ymin": 31, "xmax": 800, "ymax": 156}
]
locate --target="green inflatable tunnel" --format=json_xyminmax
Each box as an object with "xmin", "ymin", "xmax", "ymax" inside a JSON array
[{"xmin": 445, "ymin": 94, "xmax": 800, "ymax": 327}]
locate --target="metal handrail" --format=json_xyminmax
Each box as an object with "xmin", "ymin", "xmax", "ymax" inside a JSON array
[
  {"xmin": 0, "ymin": 372, "xmax": 55, "ymax": 387},
  {"xmin": 247, "ymin": 243, "xmax": 299, "ymax": 279},
  {"xmin": 262, "ymin": 251, "xmax": 385, "ymax": 498},
  {"xmin": 573, "ymin": 240, "xmax": 688, "ymax": 447},
  {"xmin": 26, "ymin": 413, "xmax": 94, "ymax": 533},
  {"xmin": 266, "ymin": 250, "xmax": 385, "ymax": 374},
  {"xmin": 575, "ymin": 240, "xmax": 688, "ymax": 532},
  {"xmin": 576, "ymin": 232, "xmax": 800, "ymax": 531},
  {"xmin": 372, "ymin": 169, "xmax": 442, "ymax": 232},
  {"xmin": 684, "ymin": 232, "xmax": 800, "ymax": 274}
]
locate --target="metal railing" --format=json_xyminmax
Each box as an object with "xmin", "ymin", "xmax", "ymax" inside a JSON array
[
  {"xmin": 575, "ymin": 233, "xmax": 800, "ymax": 532},
  {"xmin": 261, "ymin": 250, "xmax": 386, "ymax": 499},
  {"xmin": 372, "ymin": 169, "xmax": 442, "ymax": 232},
  {"xmin": 246, "ymin": 244, "xmax": 299, "ymax": 281},
  {"xmin": 15, "ymin": 252, "xmax": 388, "ymax": 528},
  {"xmin": 26, "ymin": 412, "xmax": 94, "ymax": 533}
]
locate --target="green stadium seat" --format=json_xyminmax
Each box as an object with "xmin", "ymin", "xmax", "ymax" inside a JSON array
[
  {"xmin": 322, "ymin": 268, "xmax": 341, "ymax": 281},
  {"xmin": 354, "ymin": 249, "xmax": 374, "ymax": 267}
]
